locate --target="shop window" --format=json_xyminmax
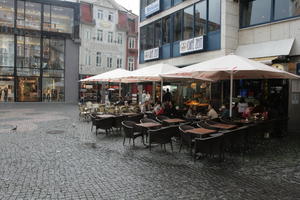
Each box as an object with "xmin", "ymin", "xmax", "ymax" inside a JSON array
[
  {"xmin": 240, "ymin": 0, "xmax": 272, "ymax": 27},
  {"xmin": 162, "ymin": 16, "xmax": 170, "ymax": 44},
  {"xmin": 0, "ymin": 0, "xmax": 14, "ymax": 27},
  {"xmin": 42, "ymin": 77, "xmax": 64, "ymax": 102},
  {"xmin": 183, "ymin": 6, "xmax": 194, "ymax": 40},
  {"xmin": 154, "ymin": 20, "xmax": 162, "ymax": 47},
  {"xmin": 0, "ymin": 76, "xmax": 14, "ymax": 102},
  {"xmin": 195, "ymin": 0, "xmax": 207, "ymax": 37},
  {"xmin": 274, "ymin": 0, "xmax": 300, "ymax": 20},
  {"xmin": 17, "ymin": 1, "xmax": 41, "ymax": 30},
  {"xmin": 208, "ymin": 0, "xmax": 221, "ymax": 32},
  {"xmin": 96, "ymin": 52, "xmax": 101, "ymax": 66},
  {"xmin": 17, "ymin": 77, "xmax": 40, "ymax": 102},
  {"xmin": 173, "ymin": 11, "xmax": 182, "ymax": 42}
]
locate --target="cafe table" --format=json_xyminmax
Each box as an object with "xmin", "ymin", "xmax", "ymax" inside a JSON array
[
  {"xmin": 185, "ymin": 128, "xmax": 217, "ymax": 138},
  {"xmin": 163, "ymin": 118, "xmax": 186, "ymax": 124},
  {"xmin": 96, "ymin": 114, "xmax": 115, "ymax": 118},
  {"xmin": 121, "ymin": 112, "xmax": 137, "ymax": 116},
  {"xmin": 208, "ymin": 123, "xmax": 237, "ymax": 130},
  {"xmin": 136, "ymin": 122, "xmax": 162, "ymax": 129}
]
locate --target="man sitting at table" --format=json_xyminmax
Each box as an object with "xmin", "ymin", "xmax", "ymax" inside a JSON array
[{"xmin": 207, "ymin": 105, "xmax": 218, "ymax": 119}]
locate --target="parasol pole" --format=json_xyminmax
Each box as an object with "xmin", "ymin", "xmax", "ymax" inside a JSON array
[
  {"xmin": 229, "ymin": 71, "xmax": 233, "ymax": 118},
  {"xmin": 118, "ymin": 81, "xmax": 121, "ymax": 99},
  {"xmin": 160, "ymin": 78, "xmax": 163, "ymax": 102}
]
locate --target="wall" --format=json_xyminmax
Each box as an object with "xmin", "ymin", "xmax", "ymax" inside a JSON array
[{"xmin": 65, "ymin": 39, "xmax": 80, "ymax": 103}]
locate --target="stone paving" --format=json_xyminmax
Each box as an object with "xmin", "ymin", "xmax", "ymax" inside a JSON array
[{"xmin": 0, "ymin": 103, "xmax": 299, "ymax": 200}]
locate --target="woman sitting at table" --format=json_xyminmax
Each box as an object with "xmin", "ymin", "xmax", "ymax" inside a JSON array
[
  {"xmin": 153, "ymin": 102, "xmax": 164, "ymax": 115},
  {"xmin": 207, "ymin": 105, "xmax": 218, "ymax": 119},
  {"xmin": 242, "ymin": 102, "xmax": 254, "ymax": 119},
  {"xmin": 219, "ymin": 104, "xmax": 229, "ymax": 118},
  {"xmin": 185, "ymin": 106, "xmax": 197, "ymax": 118}
]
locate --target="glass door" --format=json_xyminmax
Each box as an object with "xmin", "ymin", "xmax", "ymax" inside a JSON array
[{"xmin": 17, "ymin": 77, "xmax": 40, "ymax": 102}]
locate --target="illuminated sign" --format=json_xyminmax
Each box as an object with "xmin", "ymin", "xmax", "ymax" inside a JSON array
[
  {"xmin": 145, "ymin": 0, "xmax": 160, "ymax": 17},
  {"xmin": 180, "ymin": 36, "xmax": 204, "ymax": 54},
  {"xmin": 144, "ymin": 47, "xmax": 159, "ymax": 61}
]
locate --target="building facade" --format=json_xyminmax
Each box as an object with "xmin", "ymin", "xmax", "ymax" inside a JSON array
[
  {"xmin": 79, "ymin": 0, "xmax": 138, "ymax": 77},
  {"xmin": 0, "ymin": 0, "xmax": 80, "ymax": 103},
  {"xmin": 139, "ymin": 0, "xmax": 300, "ymax": 133}
]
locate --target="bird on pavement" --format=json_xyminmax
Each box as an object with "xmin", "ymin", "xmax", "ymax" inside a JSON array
[{"xmin": 11, "ymin": 126, "xmax": 17, "ymax": 133}]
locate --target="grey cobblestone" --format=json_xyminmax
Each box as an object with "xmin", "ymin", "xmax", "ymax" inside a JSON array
[{"xmin": 0, "ymin": 103, "xmax": 299, "ymax": 200}]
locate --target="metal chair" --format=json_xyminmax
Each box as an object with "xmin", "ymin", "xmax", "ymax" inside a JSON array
[{"xmin": 121, "ymin": 121, "xmax": 144, "ymax": 146}]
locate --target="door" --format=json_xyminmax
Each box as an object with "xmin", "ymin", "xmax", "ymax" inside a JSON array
[{"xmin": 17, "ymin": 77, "xmax": 40, "ymax": 102}]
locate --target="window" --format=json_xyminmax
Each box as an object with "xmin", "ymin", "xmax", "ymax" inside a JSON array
[
  {"xmin": 128, "ymin": 57, "xmax": 135, "ymax": 71},
  {"xmin": 117, "ymin": 33, "xmax": 122, "ymax": 44},
  {"xmin": 108, "ymin": 12, "xmax": 114, "ymax": 22},
  {"xmin": 107, "ymin": 56, "xmax": 112, "ymax": 68},
  {"xmin": 0, "ymin": 0, "xmax": 14, "ymax": 27},
  {"xmin": 85, "ymin": 53, "xmax": 91, "ymax": 65},
  {"xmin": 140, "ymin": 26, "xmax": 147, "ymax": 51},
  {"xmin": 146, "ymin": 23, "xmax": 154, "ymax": 49},
  {"xmin": 128, "ymin": 37, "xmax": 136, "ymax": 49},
  {"xmin": 195, "ymin": 0, "xmax": 207, "ymax": 37},
  {"xmin": 108, "ymin": 32, "xmax": 113, "ymax": 43},
  {"xmin": 43, "ymin": 39, "xmax": 65, "ymax": 74},
  {"xmin": 17, "ymin": 1, "xmax": 41, "ymax": 30},
  {"xmin": 42, "ymin": 78, "xmax": 64, "ymax": 102},
  {"xmin": 173, "ymin": 11, "xmax": 182, "ymax": 42},
  {"xmin": 96, "ymin": 52, "xmax": 101, "ymax": 66},
  {"xmin": 154, "ymin": 20, "xmax": 162, "ymax": 47},
  {"xmin": 0, "ymin": 34, "xmax": 14, "ymax": 76},
  {"xmin": 117, "ymin": 58, "xmax": 122, "ymax": 68},
  {"xmin": 208, "ymin": 0, "xmax": 221, "ymax": 32},
  {"xmin": 97, "ymin": 30, "xmax": 103, "ymax": 41},
  {"xmin": 274, "ymin": 0, "xmax": 300, "ymax": 20},
  {"xmin": 49, "ymin": 6, "xmax": 74, "ymax": 33},
  {"xmin": 98, "ymin": 10, "xmax": 103, "ymax": 19},
  {"xmin": 85, "ymin": 30, "xmax": 91, "ymax": 40},
  {"xmin": 240, "ymin": 0, "xmax": 272, "ymax": 27},
  {"xmin": 162, "ymin": 16, "xmax": 170, "ymax": 44},
  {"xmin": 183, "ymin": 6, "xmax": 194, "ymax": 40}
]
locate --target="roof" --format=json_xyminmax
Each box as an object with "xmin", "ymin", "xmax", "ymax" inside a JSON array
[{"xmin": 235, "ymin": 39, "xmax": 295, "ymax": 59}]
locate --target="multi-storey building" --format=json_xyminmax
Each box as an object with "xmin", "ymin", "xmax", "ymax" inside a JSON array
[
  {"xmin": 0, "ymin": 0, "xmax": 80, "ymax": 103},
  {"xmin": 79, "ymin": 0, "xmax": 138, "ymax": 78},
  {"xmin": 139, "ymin": 0, "xmax": 300, "ymax": 132}
]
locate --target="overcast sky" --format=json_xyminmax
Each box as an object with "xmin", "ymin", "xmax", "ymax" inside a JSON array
[{"xmin": 114, "ymin": 0, "xmax": 140, "ymax": 15}]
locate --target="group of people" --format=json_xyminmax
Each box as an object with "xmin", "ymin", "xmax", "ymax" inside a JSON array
[{"xmin": 0, "ymin": 87, "xmax": 9, "ymax": 102}]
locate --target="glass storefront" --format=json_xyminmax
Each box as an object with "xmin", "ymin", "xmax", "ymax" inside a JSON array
[
  {"xmin": 0, "ymin": 76, "xmax": 14, "ymax": 102},
  {"xmin": 0, "ymin": 0, "xmax": 14, "ymax": 27}
]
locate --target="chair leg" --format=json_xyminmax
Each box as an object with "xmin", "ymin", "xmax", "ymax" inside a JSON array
[
  {"xmin": 129, "ymin": 138, "xmax": 131, "ymax": 144},
  {"xmin": 123, "ymin": 137, "xmax": 126, "ymax": 146},
  {"xmin": 133, "ymin": 139, "xmax": 135, "ymax": 146},
  {"xmin": 170, "ymin": 141, "xmax": 173, "ymax": 153},
  {"xmin": 179, "ymin": 143, "xmax": 182, "ymax": 153},
  {"xmin": 164, "ymin": 144, "xmax": 166, "ymax": 152},
  {"xmin": 91, "ymin": 125, "xmax": 93, "ymax": 132}
]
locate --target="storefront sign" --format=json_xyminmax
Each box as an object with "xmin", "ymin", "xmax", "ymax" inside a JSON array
[
  {"xmin": 144, "ymin": 47, "xmax": 159, "ymax": 61},
  {"xmin": 145, "ymin": 0, "xmax": 160, "ymax": 17},
  {"xmin": 180, "ymin": 36, "xmax": 204, "ymax": 54}
]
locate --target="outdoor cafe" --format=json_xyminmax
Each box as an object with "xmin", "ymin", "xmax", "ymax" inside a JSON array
[{"xmin": 79, "ymin": 55, "xmax": 300, "ymax": 161}]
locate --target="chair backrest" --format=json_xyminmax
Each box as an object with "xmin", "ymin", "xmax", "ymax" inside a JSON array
[
  {"xmin": 156, "ymin": 115, "xmax": 169, "ymax": 121},
  {"xmin": 128, "ymin": 113, "xmax": 144, "ymax": 123},
  {"xmin": 197, "ymin": 121, "xmax": 219, "ymax": 130},
  {"xmin": 140, "ymin": 118, "xmax": 157, "ymax": 123},
  {"xmin": 148, "ymin": 126, "xmax": 173, "ymax": 144},
  {"xmin": 113, "ymin": 115, "xmax": 125, "ymax": 128},
  {"xmin": 94, "ymin": 117, "xmax": 114, "ymax": 129},
  {"xmin": 179, "ymin": 125, "xmax": 195, "ymax": 146},
  {"xmin": 194, "ymin": 134, "xmax": 224, "ymax": 156},
  {"xmin": 121, "ymin": 121, "xmax": 136, "ymax": 137}
]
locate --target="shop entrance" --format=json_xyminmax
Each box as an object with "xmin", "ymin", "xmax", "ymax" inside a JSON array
[{"xmin": 17, "ymin": 77, "xmax": 40, "ymax": 102}]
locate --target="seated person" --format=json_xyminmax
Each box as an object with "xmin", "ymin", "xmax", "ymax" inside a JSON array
[
  {"xmin": 185, "ymin": 106, "xmax": 197, "ymax": 118},
  {"xmin": 207, "ymin": 105, "xmax": 218, "ymax": 119},
  {"xmin": 153, "ymin": 102, "xmax": 164, "ymax": 115},
  {"xmin": 219, "ymin": 104, "xmax": 229, "ymax": 118},
  {"xmin": 242, "ymin": 102, "xmax": 254, "ymax": 119}
]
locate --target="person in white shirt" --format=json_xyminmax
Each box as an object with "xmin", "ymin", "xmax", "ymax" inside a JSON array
[
  {"xmin": 141, "ymin": 90, "xmax": 147, "ymax": 104},
  {"xmin": 207, "ymin": 104, "xmax": 218, "ymax": 119},
  {"xmin": 145, "ymin": 91, "xmax": 151, "ymax": 102},
  {"xmin": 237, "ymin": 97, "xmax": 248, "ymax": 114}
]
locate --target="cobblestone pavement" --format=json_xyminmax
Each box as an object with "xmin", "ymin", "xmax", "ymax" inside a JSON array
[{"xmin": 0, "ymin": 103, "xmax": 299, "ymax": 200}]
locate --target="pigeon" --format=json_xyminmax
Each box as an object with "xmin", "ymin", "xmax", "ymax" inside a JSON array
[{"xmin": 11, "ymin": 126, "xmax": 17, "ymax": 131}]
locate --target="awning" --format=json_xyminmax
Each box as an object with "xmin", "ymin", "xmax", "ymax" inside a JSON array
[{"xmin": 235, "ymin": 38, "xmax": 294, "ymax": 59}]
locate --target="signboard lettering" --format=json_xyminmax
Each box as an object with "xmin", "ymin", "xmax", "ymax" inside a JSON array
[
  {"xmin": 145, "ymin": 0, "xmax": 160, "ymax": 17},
  {"xmin": 180, "ymin": 36, "xmax": 204, "ymax": 54},
  {"xmin": 144, "ymin": 47, "xmax": 159, "ymax": 61}
]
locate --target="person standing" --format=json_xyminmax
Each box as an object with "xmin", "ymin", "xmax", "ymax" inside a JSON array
[
  {"xmin": 4, "ymin": 87, "xmax": 8, "ymax": 102},
  {"xmin": 141, "ymin": 90, "xmax": 147, "ymax": 104},
  {"xmin": 163, "ymin": 88, "xmax": 172, "ymax": 102},
  {"xmin": 145, "ymin": 91, "xmax": 151, "ymax": 102},
  {"xmin": 0, "ymin": 87, "xmax": 2, "ymax": 101}
]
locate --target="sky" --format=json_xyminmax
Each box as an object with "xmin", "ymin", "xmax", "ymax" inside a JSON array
[{"xmin": 114, "ymin": 0, "xmax": 140, "ymax": 15}]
